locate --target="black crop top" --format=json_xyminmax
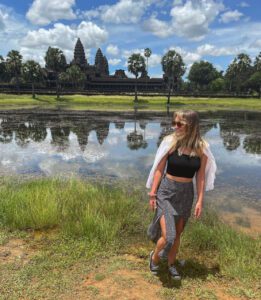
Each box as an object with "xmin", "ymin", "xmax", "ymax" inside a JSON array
[{"xmin": 166, "ymin": 150, "xmax": 201, "ymax": 178}]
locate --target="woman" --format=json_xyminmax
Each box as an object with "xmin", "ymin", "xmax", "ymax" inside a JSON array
[{"xmin": 146, "ymin": 110, "xmax": 216, "ymax": 280}]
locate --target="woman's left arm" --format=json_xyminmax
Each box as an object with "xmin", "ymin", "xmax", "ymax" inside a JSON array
[{"xmin": 194, "ymin": 153, "xmax": 208, "ymax": 219}]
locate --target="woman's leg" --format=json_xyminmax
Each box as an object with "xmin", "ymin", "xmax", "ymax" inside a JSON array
[
  {"xmin": 167, "ymin": 217, "xmax": 185, "ymax": 266},
  {"xmin": 152, "ymin": 215, "xmax": 167, "ymax": 264}
]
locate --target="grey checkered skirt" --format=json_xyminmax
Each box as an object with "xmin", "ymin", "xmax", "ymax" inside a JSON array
[{"xmin": 147, "ymin": 175, "xmax": 194, "ymax": 243}]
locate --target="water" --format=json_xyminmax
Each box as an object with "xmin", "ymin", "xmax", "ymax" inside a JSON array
[{"xmin": 0, "ymin": 108, "xmax": 260, "ymax": 235}]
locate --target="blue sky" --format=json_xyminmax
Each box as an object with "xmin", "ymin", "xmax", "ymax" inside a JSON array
[{"xmin": 0, "ymin": 0, "xmax": 260, "ymax": 78}]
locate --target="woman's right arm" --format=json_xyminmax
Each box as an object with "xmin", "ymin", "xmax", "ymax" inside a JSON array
[{"xmin": 148, "ymin": 153, "xmax": 168, "ymax": 210}]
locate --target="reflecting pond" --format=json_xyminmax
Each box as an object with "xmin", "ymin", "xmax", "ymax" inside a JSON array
[{"xmin": 0, "ymin": 108, "xmax": 260, "ymax": 235}]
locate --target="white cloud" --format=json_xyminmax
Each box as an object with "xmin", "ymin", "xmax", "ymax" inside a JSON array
[
  {"xmin": 197, "ymin": 44, "xmax": 238, "ymax": 56},
  {"xmin": 21, "ymin": 21, "xmax": 108, "ymax": 65},
  {"xmin": 0, "ymin": 8, "xmax": 8, "ymax": 30},
  {"xmin": 239, "ymin": 2, "xmax": 249, "ymax": 8},
  {"xmin": 26, "ymin": 0, "xmax": 76, "ymax": 25},
  {"xmin": 147, "ymin": 53, "xmax": 162, "ymax": 67},
  {"xmin": 101, "ymin": 0, "xmax": 144, "ymax": 24},
  {"xmin": 170, "ymin": 0, "xmax": 225, "ymax": 40},
  {"xmin": 173, "ymin": 0, "xmax": 183, "ymax": 5},
  {"xmin": 106, "ymin": 44, "xmax": 120, "ymax": 56},
  {"xmin": 143, "ymin": 16, "xmax": 173, "ymax": 38},
  {"xmin": 219, "ymin": 10, "xmax": 243, "ymax": 23},
  {"xmin": 83, "ymin": 0, "xmax": 156, "ymax": 24},
  {"xmin": 168, "ymin": 46, "xmax": 201, "ymax": 65},
  {"xmin": 144, "ymin": 0, "xmax": 225, "ymax": 41},
  {"xmin": 22, "ymin": 22, "xmax": 108, "ymax": 50},
  {"xmin": 108, "ymin": 58, "xmax": 121, "ymax": 66},
  {"xmin": 250, "ymin": 39, "xmax": 261, "ymax": 49}
]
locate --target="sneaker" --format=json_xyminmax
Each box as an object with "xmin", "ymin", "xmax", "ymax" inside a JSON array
[
  {"xmin": 149, "ymin": 251, "xmax": 159, "ymax": 275},
  {"xmin": 168, "ymin": 265, "xmax": 181, "ymax": 280}
]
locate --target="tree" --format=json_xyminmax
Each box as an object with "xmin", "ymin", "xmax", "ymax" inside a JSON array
[
  {"xmin": 128, "ymin": 53, "xmax": 146, "ymax": 102},
  {"xmin": 161, "ymin": 50, "xmax": 186, "ymax": 104},
  {"xmin": 6, "ymin": 50, "xmax": 23, "ymax": 92},
  {"xmin": 224, "ymin": 53, "xmax": 253, "ymax": 93},
  {"xmin": 0, "ymin": 55, "xmax": 7, "ymax": 82},
  {"xmin": 254, "ymin": 52, "xmax": 261, "ymax": 71},
  {"xmin": 144, "ymin": 48, "xmax": 152, "ymax": 90},
  {"xmin": 22, "ymin": 60, "xmax": 43, "ymax": 98},
  {"xmin": 60, "ymin": 65, "xmax": 86, "ymax": 90},
  {"xmin": 45, "ymin": 47, "xmax": 67, "ymax": 99},
  {"xmin": 246, "ymin": 72, "xmax": 261, "ymax": 98},
  {"xmin": 246, "ymin": 52, "xmax": 261, "ymax": 98},
  {"xmin": 209, "ymin": 78, "xmax": 225, "ymax": 92},
  {"xmin": 188, "ymin": 61, "xmax": 220, "ymax": 90}
]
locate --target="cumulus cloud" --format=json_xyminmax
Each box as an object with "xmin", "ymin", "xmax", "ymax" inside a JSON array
[
  {"xmin": 197, "ymin": 44, "xmax": 238, "ymax": 56},
  {"xmin": 83, "ymin": 0, "xmax": 156, "ymax": 24},
  {"xmin": 144, "ymin": 0, "xmax": 225, "ymax": 41},
  {"xmin": 21, "ymin": 21, "xmax": 108, "ymax": 65},
  {"xmin": 26, "ymin": 0, "xmax": 76, "ymax": 25},
  {"xmin": 147, "ymin": 54, "xmax": 162, "ymax": 67},
  {"xmin": 170, "ymin": 0, "xmax": 225, "ymax": 40},
  {"xmin": 239, "ymin": 2, "xmax": 249, "ymax": 8},
  {"xmin": 143, "ymin": 16, "xmax": 173, "ymax": 38},
  {"xmin": 250, "ymin": 39, "xmax": 261, "ymax": 49},
  {"xmin": 22, "ymin": 22, "xmax": 108, "ymax": 50},
  {"xmin": 108, "ymin": 58, "xmax": 121, "ymax": 66},
  {"xmin": 106, "ymin": 44, "xmax": 120, "ymax": 56},
  {"xmin": 168, "ymin": 46, "xmax": 201, "ymax": 65},
  {"xmin": 219, "ymin": 10, "xmax": 243, "ymax": 23},
  {"xmin": 0, "ymin": 8, "xmax": 8, "ymax": 30}
]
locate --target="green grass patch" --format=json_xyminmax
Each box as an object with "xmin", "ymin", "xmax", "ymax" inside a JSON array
[
  {"xmin": 0, "ymin": 93, "xmax": 261, "ymax": 111},
  {"xmin": 0, "ymin": 177, "xmax": 146, "ymax": 243},
  {"xmin": 182, "ymin": 210, "xmax": 261, "ymax": 281},
  {"xmin": 0, "ymin": 177, "xmax": 260, "ymax": 299}
]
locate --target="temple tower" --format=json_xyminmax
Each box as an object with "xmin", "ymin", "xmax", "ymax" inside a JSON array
[
  {"xmin": 95, "ymin": 48, "xmax": 109, "ymax": 76},
  {"xmin": 73, "ymin": 38, "xmax": 87, "ymax": 69}
]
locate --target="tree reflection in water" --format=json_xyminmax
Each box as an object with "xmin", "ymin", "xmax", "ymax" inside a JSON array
[
  {"xmin": 0, "ymin": 110, "xmax": 261, "ymax": 155},
  {"xmin": 50, "ymin": 126, "xmax": 70, "ymax": 151},
  {"xmin": 0, "ymin": 118, "xmax": 13, "ymax": 143},
  {"xmin": 243, "ymin": 135, "xmax": 261, "ymax": 154},
  {"xmin": 127, "ymin": 106, "xmax": 148, "ymax": 150}
]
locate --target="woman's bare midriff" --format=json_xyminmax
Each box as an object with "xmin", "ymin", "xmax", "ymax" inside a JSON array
[{"xmin": 166, "ymin": 173, "xmax": 193, "ymax": 183}]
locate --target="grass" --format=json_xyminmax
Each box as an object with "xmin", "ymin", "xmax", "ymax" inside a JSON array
[
  {"xmin": 0, "ymin": 93, "xmax": 261, "ymax": 111},
  {"xmin": 0, "ymin": 177, "xmax": 260, "ymax": 299}
]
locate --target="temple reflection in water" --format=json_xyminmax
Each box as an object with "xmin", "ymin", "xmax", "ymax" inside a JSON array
[{"xmin": 0, "ymin": 110, "xmax": 260, "ymax": 154}]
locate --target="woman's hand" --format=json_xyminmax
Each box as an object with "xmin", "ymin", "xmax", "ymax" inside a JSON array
[
  {"xmin": 194, "ymin": 201, "xmax": 203, "ymax": 219},
  {"xmin": 149, "ymin": 197, "xmax": 157, "ymax": 211}
]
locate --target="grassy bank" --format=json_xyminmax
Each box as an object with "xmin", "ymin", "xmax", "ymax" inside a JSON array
[
  {"xmin": 0, "ymin": 93, "xmax": 261, "ymax": 111},
  {"xmin": 0, "ymin": 177, "xmax": 260, "ymax": 299}
]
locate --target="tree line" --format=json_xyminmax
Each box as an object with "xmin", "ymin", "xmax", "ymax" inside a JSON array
[
  {"xmin": 0, "ymin": 46, "xmax": 261, "ymax": 100},
  {"xmin": 128, "ymin": 49, "xmax": 261, "ymax": 101}
]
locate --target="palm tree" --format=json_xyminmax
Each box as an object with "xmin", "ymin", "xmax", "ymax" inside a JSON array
[
  {"xmin": 66, "ymin": 65, "xmax": 86, "ymax": 89},
  {"xmin": 22, "ymin": 60, "xmax": 43, "ymax": 98},
  {"xmin": 144, "ymin": 48, "xmax": 152, "ymax": 90},
  {"xmin": 128, "ymin": 53, "xmax": 146, "ymax": 102},
  {"xmin": 45, "ymin": 47, "xmax": 67, "ymax": 99},
  {"xmin": 0, "ymin": 55, "xmax": 7, "ymax": 82},
  {"xmin": 6, "ymin": 50, "xmax": 23, "ymax": 93},
  {"xmin": 225, "ymin": 53, "xmax": 252, "ymax": 93},
  {"xmin": 161, "ymin": 50, "xmax": 185, "ymax": 105}
]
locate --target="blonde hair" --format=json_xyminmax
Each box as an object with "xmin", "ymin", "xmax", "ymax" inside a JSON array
[{"xmin": 168, "ymin": 110, "xmax": 207, "ymax": 157}]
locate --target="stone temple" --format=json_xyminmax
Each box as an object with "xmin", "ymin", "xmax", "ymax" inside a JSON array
[{"xmin": 69, "ymin": 38, "xmax": 163, "ymax": 92}]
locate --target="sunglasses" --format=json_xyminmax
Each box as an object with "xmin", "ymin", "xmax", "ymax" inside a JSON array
[{"xmin": 173, "ymin": 121, "xmax": 186, "ymax": 128}]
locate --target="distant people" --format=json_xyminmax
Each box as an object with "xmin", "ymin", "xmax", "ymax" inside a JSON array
[{"xmin": 146, "ymin": 110, "xmax": 217, "ymax": 280}]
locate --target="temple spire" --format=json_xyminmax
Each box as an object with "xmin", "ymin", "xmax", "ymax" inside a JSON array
[
  {"xmin": 73, "ymin": 38, "xmax": 87, "ymax": 68},
  {"xmin": 95, "ymin": 48, "xmax": 109, "ymax": 75}
]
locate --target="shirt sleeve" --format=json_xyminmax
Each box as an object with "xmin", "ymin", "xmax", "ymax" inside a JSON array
[{"xmin": 145, "ymin": 137, "xmax": 171, "ymax": 189}]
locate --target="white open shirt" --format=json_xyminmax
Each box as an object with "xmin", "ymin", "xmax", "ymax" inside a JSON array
[{"xmin": 146, "ymin": 135, "xmax": 217, "ymax": 192}]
